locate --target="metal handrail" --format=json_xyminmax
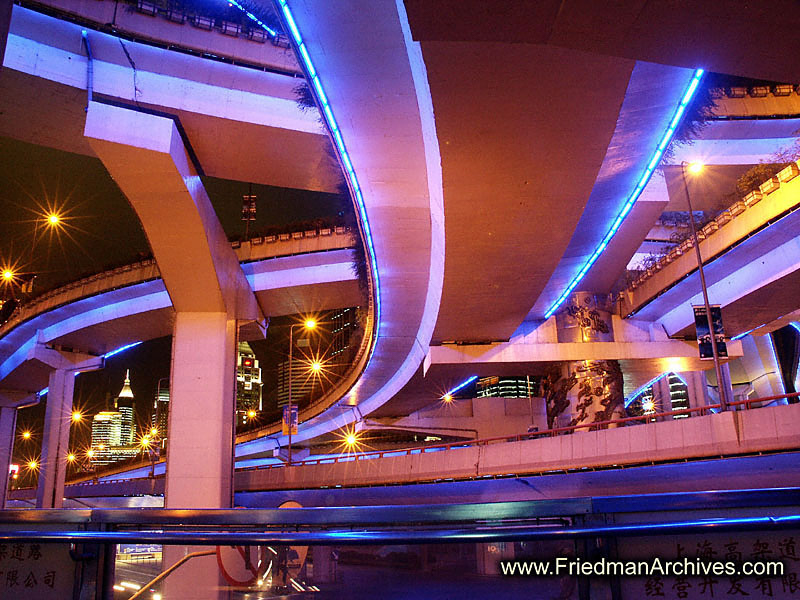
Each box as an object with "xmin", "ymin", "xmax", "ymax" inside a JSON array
[
  {"xmin": 238, "ymin": 391, "xmax": 800, "ymax": 471},
  {"xmin": 128, "ymin": 550, "xmax": 215, "ymax": 600},
  {"xmin": 1, "ymin": 489, "xmax": 800, "ymax": 543},
  {"xmin": 21, "ymin": 391, "xmax": 791, "ymax": 492},
  {"xmin": 4, "ymin": 517, "xmax": 800, "ymax": 545}
]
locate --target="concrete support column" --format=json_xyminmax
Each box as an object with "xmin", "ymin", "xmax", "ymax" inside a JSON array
[
  {"xmin": 653, "ymin": 376, "xmax": 673, "ymax": 414},
  {"xmin": 0, "ymin": 406, "xmax": 17, "ymax": 508},
  {"xmin": 720, "ymin": 362, "xmax": 735, "ymax": 407},
  {"xmin": 163, "ymin": 313, "xmax": 236, "ymax": 600},
  {"xmin": 29, "ymin": 344, "xmax": 102, "ymax": 509},
  {"xmin": 36, "ymin": 368, "xmax": 74, "ymax": 508},
  {"xmin": 545, "ymin": 293, "xmax": 624, "ymax": 428},
  {"xmin": 165, "ymin": 312, "xmax": 236, "ymax": 508},
  {"xmin": 679, "ymin": 371, "xmax": 711, "ymax": 409}
]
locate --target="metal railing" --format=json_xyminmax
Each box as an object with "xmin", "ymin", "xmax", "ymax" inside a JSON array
[
  {"xmin": 20, "ymin": 391, "xmax": 792, "ymax": 494},
  {"xmin": 2, "ymin": 488, "xmax": 800, "ymax": 544},
  {"xmin": 239, "ymin": 391, "xmax": 800, "ymax": 471},
  {"xmin": 627, "ymin": 160, "xmax": 800, "ymax": 291}
]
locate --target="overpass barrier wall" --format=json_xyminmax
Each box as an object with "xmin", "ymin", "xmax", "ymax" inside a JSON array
[
  {"xmin": 623, "ymin": 159, "xmax": 800, "ymax": 313},
  {"xmin": 237, "ymin": 396, "xmax": 800, "ymax": 491},
  {"xmin": 11, "ymin": 394, "xmax": 798, "ymax": 500}
]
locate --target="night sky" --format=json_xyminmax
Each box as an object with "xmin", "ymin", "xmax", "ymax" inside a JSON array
[{"xmin": 0, "ymin": 135, "xmax": 353, "ymax": 478}]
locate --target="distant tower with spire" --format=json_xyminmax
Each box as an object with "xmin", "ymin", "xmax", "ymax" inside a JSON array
[
  {"xmin": 90, "ymin": 369, "xmax": 139, "ymax": 464},
  {"xmin": 115, "ymin": 369, "xmax": 136, "ymax": 446}
]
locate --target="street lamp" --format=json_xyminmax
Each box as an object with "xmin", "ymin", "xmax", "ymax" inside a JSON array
[
  {"xmin": 286, "ymin": 319, "xmax": 320, "ymax": 465},
  {"xmin": 681, "ymin": 161, "xmax": 728, "ymax": 411}
]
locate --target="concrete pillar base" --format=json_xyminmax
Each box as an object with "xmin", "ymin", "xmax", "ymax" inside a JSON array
[
  {"xmin": 165, "ymin": 312, "xmax": 236, "ymax": 508},
  {"xmin": 162, "ymin": 546, "xmax": 228, "ymax": 600}
]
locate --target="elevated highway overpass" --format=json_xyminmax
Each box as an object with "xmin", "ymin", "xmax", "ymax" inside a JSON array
[
  {"xmin": 8, "ymin": 394, "xmax": 800, "ymax": 507},
  {"xmin": 1, "ymin": 0, "xmax": 799, "ymax": 519},
  {"xmin": 623, "ymin": 160, "xmax": 800, "ymax": 340}
]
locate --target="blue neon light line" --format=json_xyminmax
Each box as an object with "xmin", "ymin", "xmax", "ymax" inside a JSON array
[
  {"xmin": 103, "ymin": 341, "xmax": 142, "ymax": 359},
  {"xmin": 544, "ymin": 69, "xmax": 705, "ymax": 319},
  {"xmin": 226, "ymin": 1, "xmax": 278, "ymax": 37},
  {"xmin": 441, "ymin": 375, "xmax": 478, "ymax": 399},
  {"xmin": 766, "ymin": 333, "xmax": 787, "ymax": 394},
  {"xmin": 35, "ymin": 341, "xmax": 142, "ymax": 397},
  {"xmin": 624, "ymin": 372, "xmax": 670, "ymax": 408},
  {"xmin": 270, "ymin": 0, "xmax": 381, "ymax": 348},
  {"xmin": 732, "ymin": 323, "xmax": 766, "ymax": 341}
]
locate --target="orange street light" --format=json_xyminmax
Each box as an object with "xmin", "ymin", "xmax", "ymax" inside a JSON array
[
  {"xmin": 46, "ymin": 213, "xmax": 61, "ymax": 226},
  {"xmin": 71, "ymin": 410, "xmax": 83, "ymax": 423},
  {"xmin": 21, "ymin": 430, "xmax": 32, "ymax": 440}
]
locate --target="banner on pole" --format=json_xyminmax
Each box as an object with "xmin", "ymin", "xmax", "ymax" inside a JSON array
[{"xmin": 693, "ymin": 305, "xmax": 727, "ymax": 360}]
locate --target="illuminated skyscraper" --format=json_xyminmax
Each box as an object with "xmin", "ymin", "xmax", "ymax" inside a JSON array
[
  {"xmin": 115, "ymin": 370, "xmax": 136, "ymax": 446},
  {"xmin": 90, "ymin": 411, "xmax": 121, "ymax": 464},
  {"xmin": 237, "ymin": 342, "xmax": 262, "ymax": 424},
  {"xmin": 89, "ymin": 371, "xmax": 139, "ymax": 464},
  {"xmin": 151, "ymin": 381, "xmax": 169, "ymax": 441}
]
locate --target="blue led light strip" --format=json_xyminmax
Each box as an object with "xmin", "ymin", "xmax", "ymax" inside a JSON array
[
  {"xmin": 441, "ymin": 375, "xmax": 478, "ymax": 399},
  {"xmin": 103, "ymin": 341, "xmax": 142, "ymax": 359},
  {"xmin": 226, "ymin": 1, "xmax": 278, "ymax": 37},
  {"xmin": 36, "ymin": 342, "xmax": 142, "ymax": 397},
  {"xmin": 544, "ymin": 69, "xmax": 705, "ymax": 319},
  {"xmin": 267, "ymin": 0, "xmax": 381, "ymax": 344},
  {"xmin": 732, "ymin": 323, "xmax": 766, "ymax": 341},
  {"xmin": 624, "ymin": 372, "xmax": 670, "ymax": 408}
]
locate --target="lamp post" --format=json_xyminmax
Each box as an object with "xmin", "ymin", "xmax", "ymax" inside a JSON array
[
  {"xmin": 681, "ymin": 161, "xmax": 728, "ymax": 411},
  {"xmin": 286, "ymin": 319, "xmax": 317, "ymax": 464}
]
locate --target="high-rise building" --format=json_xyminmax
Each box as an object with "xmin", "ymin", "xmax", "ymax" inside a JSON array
[
  {"xmin": 151, "ymin": 381, "xmax": 169, "ymax": 441},
  {"xmin": 89, "ymin": 371, "xmax": 139, "ymax": 464},
  {"xmin": 90, "ymin": 411, "xmax": 122, "ymax": 464},
  {"xmin": 476, "ymin": 376, "xmax": 539, "ymax": 398},
  {"xmin": 276, "ymin": 360, "xmax": 321, "ymax": 408},
  {"xmin": 115, "ymin": 370, "xmax": 136, "ymax": 447},
  {"xmin": 276, "ymin": 308, "xmax": 360, "ymax": 410},
  {"xmin": 236, "ymin": 342, "xmax": 262, "ymax": 424}
]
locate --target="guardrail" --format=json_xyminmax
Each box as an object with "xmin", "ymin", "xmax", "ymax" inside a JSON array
[
  {"xmin": 0, "ymin": 227, "xmax": 354, "ymax": 334},
  {"xmin": 627, "ymin": 160, "xmax": 800, "ymax": 291},
  {"xmin": 2, "ymin": 489, "xmax": 800, "ymax": 543},
  {"xmin": 40, "ymin": 391, "xmax": 797, "ymax": 492},
  {"xmin": 240, "ymin": 391, "xmax": 800, "ymax": 471}
]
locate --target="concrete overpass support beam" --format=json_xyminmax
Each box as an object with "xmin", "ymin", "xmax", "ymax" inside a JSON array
[
  {"xmin": 0, "ymin": 406, "xmax": 16, "ymax": 508},
  {"xmin": 165, "ymin": 312, "xmax": 235, "ymax": 508},
  {"xmin": 719, "ymin": 363, "xmax": 735, "ymax": 407},
  {"xmin": 87, "ymin": 101, "xmax": 259, "ymax": 599},
  {"xmin": 548, "ymin": 294, "xmax": 624, "ymax": 427},
  {"xmin": 653, "ymin": 376, "xmax": 673, "ymax": 415},
  {"xmin": 29, "ymin": 345, "xmax": 103, "ymax": 508},
  {"xmin": 36, "ymin": 368, "xmax": 74, "ymax": 509},
  {"xmin": 162, "ymin": 312, "xmax": 234, "ymax": 600},
  {"xmin": 679, "ymin": 371, "xmax": 711, "ymax": 409}
]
